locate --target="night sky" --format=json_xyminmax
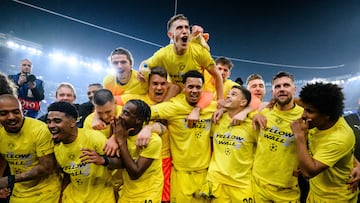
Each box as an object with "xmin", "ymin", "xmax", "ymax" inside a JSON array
[{"xmin": 1, "ymin": 0, "xmax": 360, "ymax": 104}]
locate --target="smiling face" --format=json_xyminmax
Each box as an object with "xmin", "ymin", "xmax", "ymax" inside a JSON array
[
  {"xmin": 0, "ymin": 95, "xmax": 24, "ymax": 133},
  {"xmin": 224, "ymin": 88, "xmax": 245, "ymax": 110},
  {"xmin": 56, "ymin": 86, "xmax": 76, "ymax": 103},
  {"xmin": 184, "ymin": 77, "xmax": 203, "ymax": 106},
  {"xmin": 47, "ymin": 111, "xmax": 77, "ymax": 144}
]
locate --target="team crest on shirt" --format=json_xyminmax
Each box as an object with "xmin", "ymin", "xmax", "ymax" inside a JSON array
[
  {"xmin": 178, "ymin": 63, "xmax": 186, "ymax": 71},
  {"xmin": 68, "ymin": 153, "xmax": 76, "ymax": 160},
  {"xmin": 275, "ymin": 117, "xmax": 283, "ymax": 124},
  {"xmin": 7, "ymin": 142, "xmax": 15, "ymax": 149}
]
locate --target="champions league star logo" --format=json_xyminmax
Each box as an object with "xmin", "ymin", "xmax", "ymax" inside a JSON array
[
  {"xmin": 225, "ymin": 147, "xmax": 231, "ymax": 156},
  {"xmin": 195, "ymin": 131, "xmax": 201, "ymax": 138},
  {"xmin": 269, "ymin": 143, "xmax": 278, "ymax": 152}
]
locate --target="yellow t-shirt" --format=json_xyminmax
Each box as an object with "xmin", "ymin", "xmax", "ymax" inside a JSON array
[
  {"xmin": 0, "ymin": 118, "xmax": 61, "ymax": 201},
  {"xmin": 203, "ymin": 71, "xmax": 238, "ymax": 100},
  {"xmin": 120, "ymin": 133, "xmax": 163, "ymax": 201},
  {"xmin": 103, "ymin": 70, "xmax": 148, "ymax": 96},
  {"xmin": 208, "ymin": 114, "xmax": 257, "ymax": 188},
  {"xmin": 307, "ymin": 117, "xmax": 357, "ymax": 200},
  {"xmin": 151, "ymin": 93, "xmax": 217, "ymax": 171},
  {"xmin": 120, "ymin": 94, "xmax": 171, "ymax": 159},
  {"xmin": 145, "ymin": 42, "xmax": 215, "ymax": 88},
  {"xmin": 252, "ymin": 104, "xmax": 303, "ymax": 188},
  {"xmin": 55, "ymin": 128, "xmax": 115, "ymax": 203},
  {"xmin": 83, "ymin": 105, "xmax": 123, "ymax": 138}
]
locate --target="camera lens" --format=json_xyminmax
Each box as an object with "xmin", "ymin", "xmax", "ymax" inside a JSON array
[{"xmin": 26, "ymin": 74, "xmax": 36, "ymax": 82}]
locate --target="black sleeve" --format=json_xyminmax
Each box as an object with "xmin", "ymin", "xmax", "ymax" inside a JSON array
[{"xmin": 31, "ymin": 79, "xmax": 45, "ymax": 100}]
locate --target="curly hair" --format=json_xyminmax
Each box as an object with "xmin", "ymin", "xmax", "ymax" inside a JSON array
[
  {"xmin": 299, "ymin": 82, "xmax": 344, "ymax": 121},
  {"xmin": 0, "ymin": 72, "xmax": 17, "ymax": 96},
  {"xmin": 128, "ymin": 99, "xmax": 151, "ymax": 125}
]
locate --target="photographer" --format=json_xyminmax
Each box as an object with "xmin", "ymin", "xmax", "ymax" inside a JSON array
[{"xmin": 8, "ymin": 59, "xmax": 45, "ymax": 118}]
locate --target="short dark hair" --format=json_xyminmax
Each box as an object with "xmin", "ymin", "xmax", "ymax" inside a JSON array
[
  {"xmin": 167, "ymin": 14, "xmax": 188, "ymax": 31},
  {"xmin": 48, "ymin": 101, "xmax": 78, "ymax": 119},
  {"xmin": 88, "ymin": 83, "xmax": 103, "ymax": 88},
  {"xmin": 271, "ymin": 71, "xmax": 295, "ymax": 84},
  {"xmin": 109, "ymin": 47, "xmax": 134, "ymax": 65},
  {"xmin": 235, "ymin": 77, "xmax": 244, "ymax": 86},
  {"xmin": 127, "ymin": 99, "xmax": 151, "ymax": 125},
  {"xmin": 93, "ymin": 89, "xmax": 114, "ymax": 106},
  {"xmin": 299, "ymin": 82, "xmax": 344, "ymax": 121},
  {"xmin": 231, "ymin": 85, "xmax": 252, "ymax": 107},
  {"xmin": 150, "ymin": 66, "xmax": 168, "ymax": 80},
  {"xmin": 215, "ymin": 56, "xmax": 233, "ymax": 70},
  {"xmin": 182, "ymin": 70, "xmax": 204, "ymax": 84}
]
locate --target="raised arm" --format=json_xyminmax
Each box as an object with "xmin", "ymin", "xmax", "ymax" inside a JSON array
[
  {"xmin": 113, "ymin": 117, "xmax": 154, "ymax": 180},
  {"xmin": 291, "ymin": 118, "xmax": 328, "ymax": 178},
  {"xmin": 207, "ymin": 67, "xmax": 224, "ymax": 108}
]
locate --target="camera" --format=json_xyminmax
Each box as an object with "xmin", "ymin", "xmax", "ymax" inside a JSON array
[{"xmin": 26, "ymin": 74, "xmax": 36, "ymax": 82}]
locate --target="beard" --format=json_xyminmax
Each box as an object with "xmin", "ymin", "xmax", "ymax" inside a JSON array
[{"xmin": 276, "ymin": 96, "xmax": 292, "ymax": 106}]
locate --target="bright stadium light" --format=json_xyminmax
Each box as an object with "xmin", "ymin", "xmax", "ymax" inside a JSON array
[
  {"xmin": 7, "ymin": 41, "xmax": 19, "ymax": 49},
  {"xmin": 90, "ymin": 62, "xmax": 103, "ymax": 72},
  {"xmin": 67, "ymin": 56, "xmax": 78, "ymax": 66},
  {"xmin": 105, "ymin": 67, "xmax": 115, "ymax": 75},
  {"xmin": 49, "ymin": 52, "xmax": 67, "ymax": 62},
  {"xmin": 6, "ymin": 40, "xmax": 42, "ymax": 55}
]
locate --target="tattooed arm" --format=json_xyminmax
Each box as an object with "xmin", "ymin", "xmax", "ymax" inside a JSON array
[{"xmin": 0, "ymin": 153, "xmax": 57, "ymax": 188}]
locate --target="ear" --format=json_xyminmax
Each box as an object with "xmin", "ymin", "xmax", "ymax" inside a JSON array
[
  {"xmin": 135, "ymin": 118, "xmax": 142, "ymax": 125},
  {"xmin": 70, "ymin": 118, "xmax": 77, "ymax": 128},
  {"xmin": 240, "ymin": 99, "xmax": 248, "ymax": 107},
  {"xmin": 167, "ymin": 31, "xmax": 173, "ymax": 40}
]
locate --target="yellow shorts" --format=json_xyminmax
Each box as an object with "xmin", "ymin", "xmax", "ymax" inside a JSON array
[
  {"xmin": 170, "ymin": 168, "xmax": 209, "ymax": 203},
  {"xmin": 201, "ymin": 181, "xmax": 254, "ymax": 203},
  {"xmin": 253, "ymin": 176, "xmax": 300, "ymax": 203},
  {"xmin": 306, "ymin": 190, "xmax": 358, "ymax": 203}
]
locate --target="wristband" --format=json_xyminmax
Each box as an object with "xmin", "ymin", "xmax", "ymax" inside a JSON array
[
  {"xmin": 8, "ymin": 175, "xmax": 15, "ymax": 189},
  {"xmin": 102, "ymin": 155, "xmax": 110, "ymax": 166}
]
